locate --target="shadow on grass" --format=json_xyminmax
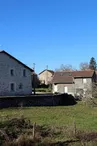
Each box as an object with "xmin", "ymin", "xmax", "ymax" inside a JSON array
[{"xmin": 48, "ymin": 140, "xmax": 80, "ymax": 146}]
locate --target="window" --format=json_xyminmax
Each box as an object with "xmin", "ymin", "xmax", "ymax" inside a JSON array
[
  {"xmin": 10, "ymin": 69, "xmax": 14, "ymax": 76},
  {"xmin": 19, "ymin": 83, "xmax": 23, "ymax": 89},
  {"xmin": 83, "ymin": 79, "xmax": 87, "ymax": 84},
  {"xmin": 10, "ymin": 83, "xmax": 15, "ymax": 91},
  {"xmin": 23, "ymin": 69, "xmax": 26, "ymax": 77}
]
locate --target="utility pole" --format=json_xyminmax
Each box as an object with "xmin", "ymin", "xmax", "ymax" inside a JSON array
[{"xmin": 33, "ymin": 63, "xmax": 36, "ymax": 95}]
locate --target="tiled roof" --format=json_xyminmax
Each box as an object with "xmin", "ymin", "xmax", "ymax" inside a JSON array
[
  {"xmin": 52, "ymin": 72, "xmax": 74, "ymax": 83},
  {"xmin": 52, "ymin": 70, "xmax": 94, "ymax": 83},
  {"xmin": 39, "ymin": 69, "xmax": 54, "ymax": 75},
  {"xmin": 72, "ymin": 70, "xmax": 94, "ymax": 78}
]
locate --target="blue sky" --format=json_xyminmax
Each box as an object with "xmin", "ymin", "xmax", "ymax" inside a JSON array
[{"xmin": 0, "ymin": 0, "xmax": 97, "ymax": 73}]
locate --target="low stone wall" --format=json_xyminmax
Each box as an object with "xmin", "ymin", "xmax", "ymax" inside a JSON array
[{"xmin": 0, "ymin": 94, "xmax": 76, "ymax": 108}]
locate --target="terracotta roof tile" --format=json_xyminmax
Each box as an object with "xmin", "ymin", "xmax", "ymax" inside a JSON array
[
  {"xmin": 39, "ymin": 69, "xmax": 54, "ymax": 75},
  {"xmin": 52, "ymin": 72, "xmax": 74, "ymax": 83},
  {"xmin": 72, "ymin": 70, "xmax": 94, "ymax": 78},
  {"xmin": 52, "ymin": 70, "xmax": 94, "ymax": 83}
]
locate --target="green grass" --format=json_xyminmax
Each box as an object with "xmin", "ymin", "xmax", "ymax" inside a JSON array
[
  {"xmin": 1, "ymin": 101, "xmax": 97, "ymax": 145},
  {"xmin": 35, "ymin": 87, "xmax": 52, "ymax": 92},
  {"xmin": 0, "ymin": 101, "xmax": 97, "ymax": 131}
]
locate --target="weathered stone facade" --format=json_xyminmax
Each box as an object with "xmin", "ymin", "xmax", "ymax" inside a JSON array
[
  {"xmin": 52, "ymin": 71, "xmax": 96, "ymax": 97},
  {"xmin": 0, "ymin": 51, "xmax": 32, "ymax": 96},
  {"xmin": 39, "ymin": 69, "xmax": 54, "ymax": 85},
  {"xmin": 53, "ymin": 78, "xmax": 93, "ymax": 96},
  {"xmin": 53, "ymin": 83, "xmax": 75, "ymax": 96}
]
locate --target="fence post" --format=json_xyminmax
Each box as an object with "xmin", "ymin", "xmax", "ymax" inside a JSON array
[
  {"xmin": 73, "ymin": 121, "xmax": 77, "ymax": 136},
  {"xmin": 33, "ymin": 122, "xmax": 36, "ymax": 139}
]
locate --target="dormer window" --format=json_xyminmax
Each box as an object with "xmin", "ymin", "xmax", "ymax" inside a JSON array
[{"xmin": 10, "ymin": 69, "xmax": 14, "ymax": 76}]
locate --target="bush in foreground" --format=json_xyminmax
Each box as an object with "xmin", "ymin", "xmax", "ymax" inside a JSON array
[{"xmin": 0, "ymin": 116, "xmax": 97, "ymax": 146}]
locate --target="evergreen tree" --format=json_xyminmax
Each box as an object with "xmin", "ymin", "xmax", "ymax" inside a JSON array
[{"xmin": 89, "ymin": 57, "xmax": 97, "ymax": 70}]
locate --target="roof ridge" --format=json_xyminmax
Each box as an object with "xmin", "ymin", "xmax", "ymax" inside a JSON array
[
  {"xmin": 0, "ymin": 50, "xmax": 3, "ymax": 52},
  {"xmin": 0, "ymin": 50, "xmax": 33, "ymax": 72}
]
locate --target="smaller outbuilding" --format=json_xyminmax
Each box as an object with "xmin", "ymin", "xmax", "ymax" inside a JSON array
[
  {"xmin": 39, "ymin": 69, "xmax": 54, "ymax": 85},
  {"xmin": 52, "ymin": 70, "xmax": 96, "ymax": 97}
]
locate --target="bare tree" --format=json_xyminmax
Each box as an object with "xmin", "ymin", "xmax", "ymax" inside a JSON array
[
  {"xmin": 79, "ymin": 62, "xmax": 89, "ymax": 70},
  {"xmin": 55, "ymin": 64, "xmax": 76, "ymax": 71}
]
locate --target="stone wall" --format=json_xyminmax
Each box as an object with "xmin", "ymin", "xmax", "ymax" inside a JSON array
[{"xmin": 0, "ymin": 94, "xmax": 76, "ymax": 108}]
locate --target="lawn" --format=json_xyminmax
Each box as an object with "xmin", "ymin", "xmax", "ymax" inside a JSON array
[
  {"xmin": 0, "ymin": 101, "xmax": 97, "ymax": 131},
  {"xmin": 1, "ymin": 101, "xmax": 97, "ymax": 145}
]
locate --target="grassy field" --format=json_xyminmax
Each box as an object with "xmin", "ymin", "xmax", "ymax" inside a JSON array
[
  {"xmin": 35, "ymin": 87, "xmax": 52, "ymax": 93},
  {"xmin": 1, "ymin": 101, "xmax": 97, "ymax": 145},
  {"xmin": 0, "ymin": 101, "xmax": 97, "ymax": 131}
]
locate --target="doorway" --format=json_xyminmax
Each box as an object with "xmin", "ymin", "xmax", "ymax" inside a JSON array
[{"xmin": 64, "ymin": 86, "xmax": 68, "ymax": 93}]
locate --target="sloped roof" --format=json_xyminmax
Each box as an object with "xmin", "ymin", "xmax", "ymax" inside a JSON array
[
  {"xmin": 72, "ymin": 70, "xmax": 94, "ymax": 78},
  {"xmin": 52, "ymin": 72, "xmax": 74, "ymax": 83},
  {"xmin": 39, "ymin": 69, "xmax": 54, "ymax": 75},
  {"xmin": 52, "ymin": 70, "xmax": 94, "ymax": 84},
  {"xmin": 0, "ymin": 50, "xmax": 33, "ymax": 72}
]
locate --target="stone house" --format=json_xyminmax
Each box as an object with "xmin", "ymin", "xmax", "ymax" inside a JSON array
[
  {"xmin": 39, "ymin": 69, "xmax": 54, "ymax": 85},
  {"xmin": 0, "ymin": 50, "xmax": 33, "ymax": 96},
  {"xmin": 52, "ymin": 70, "xmax": 96, "ymax": 97}
]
